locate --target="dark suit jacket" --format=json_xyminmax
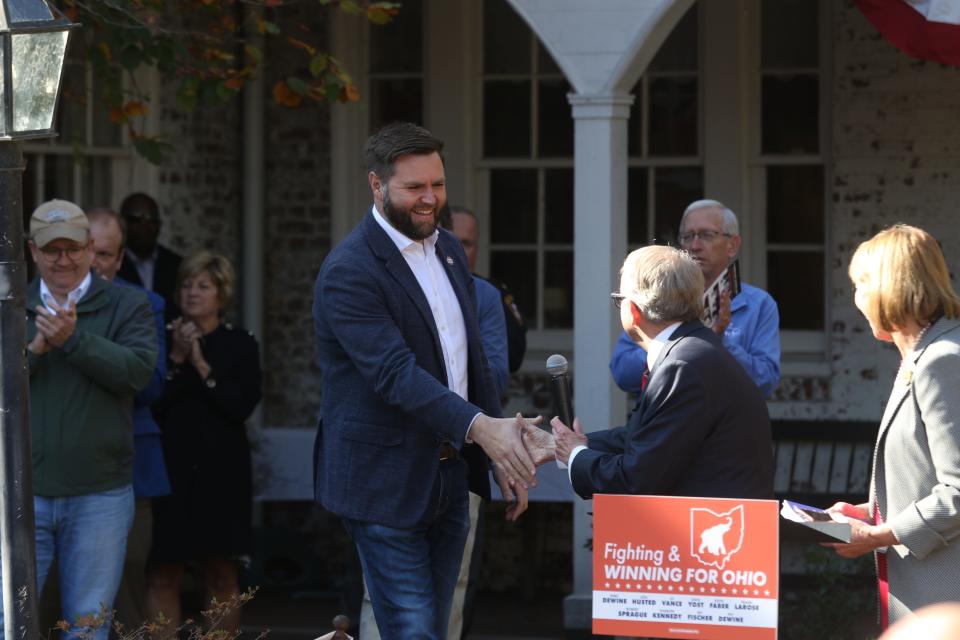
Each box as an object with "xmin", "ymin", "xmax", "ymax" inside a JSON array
[
  {"xmin": 118, "ymin": 244, "xmax": 182, "ymax": 324},
  {"xmin": 571, "ymin": 321, "xmax": 773, "ymax": 500},
  {"xmin": 312, "ymin": 211, "xmax": 501, "ymax": 528}
]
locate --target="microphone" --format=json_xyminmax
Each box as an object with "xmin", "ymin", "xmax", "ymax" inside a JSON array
[{"xmin": 546, "ymin": 354, "xmax": 574, "ymax": 428}]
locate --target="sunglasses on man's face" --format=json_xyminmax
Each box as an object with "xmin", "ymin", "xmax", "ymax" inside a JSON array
[{"xmin": 126, "ymin": 210, "xmax": 159, "ymax": 223}]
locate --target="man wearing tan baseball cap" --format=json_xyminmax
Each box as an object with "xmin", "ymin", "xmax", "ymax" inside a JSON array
[
  {"xmin": 0, "ymin": 200, "xmax": 158, "ymax": 640},
  {"xmin": 27, "ymin": 200, "xmax": 94, "ymax": 316}
]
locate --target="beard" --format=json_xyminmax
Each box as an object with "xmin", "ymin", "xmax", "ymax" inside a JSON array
[{"xmin": 382, "ymin": 187, "xmax": 440, "ymax": 241}]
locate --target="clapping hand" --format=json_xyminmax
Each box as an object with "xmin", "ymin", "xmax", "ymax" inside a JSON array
[
  {"xmin": 33, "ymin": 300, "xmax": 77, "ymax": 349},
  {"xmin": 170, "ymin": 318, "xmax": 201, "ymax": 364}
]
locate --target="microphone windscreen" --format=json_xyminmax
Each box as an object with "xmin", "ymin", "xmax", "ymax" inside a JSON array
[{"xmin": 546, "ymin": 353, "xmax": 568, "ymax": 376}]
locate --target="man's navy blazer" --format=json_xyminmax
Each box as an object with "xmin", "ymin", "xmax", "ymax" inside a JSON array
[
  {"xmin": 571, "ymin": 321, "xmax": 774, "ymax": 500},
  {"xmin": 313, "ymin": 211, "xmax": 501, "ymax": 528}
]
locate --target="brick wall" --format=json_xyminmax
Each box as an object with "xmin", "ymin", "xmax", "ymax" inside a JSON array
[
  {"xmin": 157, "ymin": 85, "xmax": 242, "ymax": 265},
  {"xmin": 151, "ymin": 8, "xmax": 332, "ymax": 427},
  {"xmin": 261, "ymin": 5, "xmax": 331, "ymax": 427},
  {"xmin": 825, "ymin": 1, "xmax": 960, "ymax": 421}
]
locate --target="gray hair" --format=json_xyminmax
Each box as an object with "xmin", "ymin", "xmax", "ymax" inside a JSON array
[
  {"xmin": 621, "ymin": 245, "xmax": 704, "ymax": 324},
  {"xmin": 681, "ymin": 199, "xmax": 740, "ymax": 236}
]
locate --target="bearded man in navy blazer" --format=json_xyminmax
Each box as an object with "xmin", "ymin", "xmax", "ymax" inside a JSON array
[
  {"xmin": 524, "ymin": 245, "xmax": 773, "ymax": 500},
  {"xmin": 313, "ymin": 122, "xmax": 536, "ymax": 640}
]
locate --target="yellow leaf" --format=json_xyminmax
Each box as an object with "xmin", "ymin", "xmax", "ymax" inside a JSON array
[
  {"xmin": 98, "ymin": 42, "xmax": 112, "ymax": 63},
  {"xmin": 123, "ymin": 101, "xmax": 148, "ymax": 117}
]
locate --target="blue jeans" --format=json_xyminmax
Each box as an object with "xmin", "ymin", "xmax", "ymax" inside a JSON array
[
  {"xmin": 0, "ymin": 485, "xmax": 134, "ymax": 640},
  {"xmin": 344, "ymin": 458, "xmax": 470, "ymax": 640}
]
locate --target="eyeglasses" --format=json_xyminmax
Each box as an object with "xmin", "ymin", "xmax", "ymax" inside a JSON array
[
  {"xmin": 38, "ymin": 244, "xmax": 88, "ymax": 262},
  {"xmin": 677, "ymin": 230, "xmax": 732, "ymax": 245},
  {"xmin": 611, "ymin": 293, "xmax": 628, "ymax": 309}
]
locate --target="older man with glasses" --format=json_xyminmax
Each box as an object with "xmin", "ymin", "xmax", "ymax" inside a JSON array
[
  {"xmin": 610, "ymin": 199, "xmax": 781, "ymax": 399},
  {"xmin": 521, "ymin": 245, "xmax": 774, "ymax": 502},
  {"xmin": 0, "ymin": 200, "xmax": 158, "ymax": 640}
]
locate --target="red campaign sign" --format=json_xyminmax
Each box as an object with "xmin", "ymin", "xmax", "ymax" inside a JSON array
[{"xmin": 593, "ymin": 495, "xmax": 779, "ymax": 640}]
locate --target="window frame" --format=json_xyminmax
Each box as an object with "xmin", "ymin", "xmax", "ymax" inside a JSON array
[
  {"xmin": 21, "ymin": 45, "xmax": 159, "ymax": 212},
  {"xmin": 745, "ymin": 0, "xmax": 832, "ymax": 361}
]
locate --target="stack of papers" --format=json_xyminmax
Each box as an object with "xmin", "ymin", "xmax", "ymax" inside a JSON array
[{"xmin": 779, "ymin": 500, "xmax": 852, "ymax": 543}]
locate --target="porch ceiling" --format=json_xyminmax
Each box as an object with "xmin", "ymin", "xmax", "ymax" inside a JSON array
[{"xmin": 507, "ymin": 0, "xmax": 695, "ymax": 95}]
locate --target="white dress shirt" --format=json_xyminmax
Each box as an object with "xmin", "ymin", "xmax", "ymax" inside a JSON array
[
  {"xmin": 372, "ymin": 205, "xmax": 469, "ymax": 401},
  {"xmin": 123, "ymin": 247, "xmax": 157, "ymax": 292},
  {"xmin": 40, "ymin": 272, "xmax": 92, "ymax": 315},
  {"xmin": 564, "ymin": 322, "xmax": 682, "ymax": 480}
]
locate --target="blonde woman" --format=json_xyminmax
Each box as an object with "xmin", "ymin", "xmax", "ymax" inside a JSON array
[
  {"xmin": 147, "ymin": 251, "xmax": 262, "ymax": 633},
  {"xmin": 825, "ymin": 224, "xmax": 960, "ymax": 627}
]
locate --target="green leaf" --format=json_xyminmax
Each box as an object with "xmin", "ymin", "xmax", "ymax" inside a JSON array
[
  {"xmin": 198, "ymin": 79, "xmax": 222, "ymax": 105},
  {"xmin": 286, "ymin": 76, "xmax": 310, "ymax": 96},
  {"xmin": 244, "ymin": 44, "xmax": 263, "ymax": 65},
  {"xmin": 339, "ymin": 0, "xmax": 361, "ymax": 14},
  {"xmin": 177, "ymin": 76, "xmax": 199, "ymax": 111},
  {"xmin": 154, "ymin": 45, "xmax": 177, "ymax": 74},
  {"xmin": 262, "ymin": 20, "xmax": 281, "ymax": 35},
  {"xmin": 133, "ymin": 137, "xmax": 164, "ymax": 165},
  {"xmin": 308, "ymin": 53, "xmax": 328, "ymax": 77},
  {"xmin": 324, "ymin": 78, "xmax": 340, "ymax": 102},
  {"xmin": 215, "ymin": 82, "xmax": 235, "ymax": 101},
  {"xmin": 119, "ymin": 44, "xmax": 143, "ymax": 72}
]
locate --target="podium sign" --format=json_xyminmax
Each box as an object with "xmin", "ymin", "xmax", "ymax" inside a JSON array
[{"xmin": 592, "ymin": 495, "xmax": 779, "ymax": 639}]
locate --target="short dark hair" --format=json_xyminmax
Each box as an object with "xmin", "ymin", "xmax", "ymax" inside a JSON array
[
  {"xmin": 364, "ymin": 122, "xmax": 444, "ymax": 183},
  {"xmin": 119, "ymin": 192, "xmax": 160, "ymax": 223}
]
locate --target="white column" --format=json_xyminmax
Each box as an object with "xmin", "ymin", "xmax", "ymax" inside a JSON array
[{"xmin": 564, "ymin": 92, "xmax": 632, "ymax": 631}]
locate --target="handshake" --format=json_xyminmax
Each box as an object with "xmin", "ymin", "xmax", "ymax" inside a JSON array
[{"xmin": 468, "ymin": 412, "xmax": 589, "ymax": 522}]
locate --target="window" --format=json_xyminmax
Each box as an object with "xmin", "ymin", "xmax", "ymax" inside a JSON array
[
  {"xmin": 482, "ymin": 1, "xmax": 702, "ymax": 334},
  {"xmin": 483, "ymin": 0, "xmax": 574, "ymax": 331},
  {"xmin": 21, "ymin": 35, "xmax": 130, "ymax": 220},
  {"xmin": 627, "ymin": 4, "xmax": 702, "ymax": 247},
  {"xmin": 368, "ymin": 0, "xmax": 423, "ymax": 132},
  {"xmin": 757, "ymin": 0, "xmax": 827, "ymax": 342}
]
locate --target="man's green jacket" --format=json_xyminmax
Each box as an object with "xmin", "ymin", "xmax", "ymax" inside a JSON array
[{"xmin": 27, "ymin": 274, "xmax": 158, "ymax": 497}]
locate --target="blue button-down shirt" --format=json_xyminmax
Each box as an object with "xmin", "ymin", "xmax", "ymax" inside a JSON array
[{"xmin": 610, "ymin": 283, "xmax": 781, "ymax": 398}]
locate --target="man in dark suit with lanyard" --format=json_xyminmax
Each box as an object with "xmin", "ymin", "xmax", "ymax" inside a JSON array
[
  {"xmin": 312, "ymin": 122, "xmax": 536, "ymax": 640},
  {"xmin": 524, "ymin": 245, "xmax": 773, "ymax": 500}
]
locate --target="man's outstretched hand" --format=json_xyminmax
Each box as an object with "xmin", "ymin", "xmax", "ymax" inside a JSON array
[
  {"xmin": 518, "ymin": 413, "xmax": 556, "ymax": 466},
  {"xmin": 470, "ymin": 415, "xmax": 537, "ymax": 489},
  {"xmin": 551, "ymin": 416, "xmax": 588, "ymax": 466}
]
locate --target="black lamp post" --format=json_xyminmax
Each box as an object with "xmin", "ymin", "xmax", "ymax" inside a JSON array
[{"xmin": 0, "ymin": 1, "xmax": 74, "ymax": 639}]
